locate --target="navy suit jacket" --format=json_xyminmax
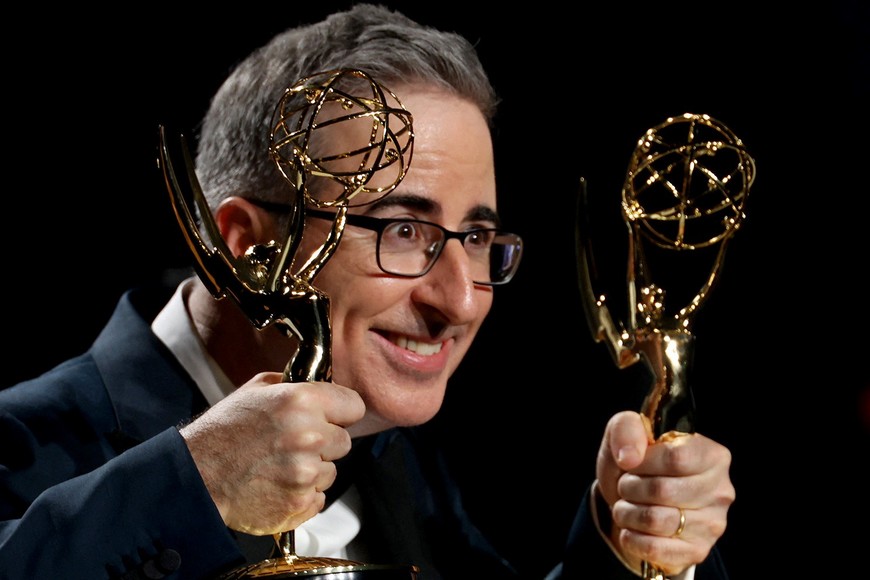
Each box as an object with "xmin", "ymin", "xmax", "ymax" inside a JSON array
[{"xmin": 0, "ymin": 286, "xmax": 729, "ymax": 579}]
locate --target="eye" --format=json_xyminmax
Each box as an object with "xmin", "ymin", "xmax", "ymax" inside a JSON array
[
  {"xmin": 394, "ymin": 221, "xmax": 418, "ymax": 240},
  {"xmin": 382, "ymin": 220, "xmax": 428, "ymax": 250},
  {"xmin": 464, "ymin": 230, "xmax": 493, "ymax": 249}
]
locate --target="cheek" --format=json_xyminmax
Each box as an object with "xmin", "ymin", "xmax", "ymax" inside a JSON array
[
  {"xmin": 307, "ymin": 232, "xmax": 378, "ymax": 290},
  {"xmin": 326, "ymin": 276, "xmax": 400, "ymax": 327},
  {"xmin": 313, "ymin": 246, "xmax": 389, "ymax": 332},
  {"xmin": 468, "ymin": 293, "xmax": 494, "ymax": 343},
  {"xmin": 480, "ymin": 292, "xmax": 494, "ymax": 315},
  {"xmin": 474, "ymin": 291, "xmax": 494, "ymax": 326}
]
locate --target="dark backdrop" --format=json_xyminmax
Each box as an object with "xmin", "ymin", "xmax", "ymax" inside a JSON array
[{"xmin": 4, "ymin": 2, "xmax": 867, "ymax": 577}]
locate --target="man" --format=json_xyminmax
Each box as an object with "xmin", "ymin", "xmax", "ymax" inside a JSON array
[{"xmin": 0, "ymin": 5, "xmax": 734, "ymax": 579}]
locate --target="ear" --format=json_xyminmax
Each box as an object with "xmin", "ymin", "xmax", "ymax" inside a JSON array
[{"xmin": 214, "ymin": 197, "xmax": 277, "ymax": 258}]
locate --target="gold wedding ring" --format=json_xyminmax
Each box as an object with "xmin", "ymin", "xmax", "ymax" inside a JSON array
[{"xmin": 673, "ymin": 507, "xmax": 687, "ymax": 538}]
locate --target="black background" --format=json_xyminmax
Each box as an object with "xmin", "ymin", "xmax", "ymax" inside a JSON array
[{"xmin": 4, "ymin": 1, "xmax": 868, "ymax": 577}]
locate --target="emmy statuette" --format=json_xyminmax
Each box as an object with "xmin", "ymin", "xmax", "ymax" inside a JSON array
[
  {"xmin": 158, "ymin": 69, "xmax": 418, "ymax": 579},
  {"xmin": 575, "ymin": 113, "xmax": 755, "ymax": 580}
]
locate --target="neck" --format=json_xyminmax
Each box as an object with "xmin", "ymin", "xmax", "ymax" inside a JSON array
[{"xmin": 186, "ymin": 280, "xmax": 296, "ymax": 386}]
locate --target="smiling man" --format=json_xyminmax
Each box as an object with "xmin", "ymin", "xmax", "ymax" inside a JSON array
[{"xmin": 0, "ymin": 5, "xmax": 735, "ymax": 579}]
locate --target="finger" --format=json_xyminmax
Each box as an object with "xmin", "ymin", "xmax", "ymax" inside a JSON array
[
  {"xmin": 266, "ymin": 491, "xmax": 327, "ymax": 535},
  {"xmin": 313, "ymin": 460, "xmax": 339, "ymax": 493},
  {"xmin": 282, "ymin": 491, "xmax": 327, "ymax": 531},
  {"xmin": 625, "ymin": 432, "xmax": 703, "ymax": 479},
  {"xmin": 604, "ymin": 411, "xmax": 650, "ymax": 470},
  {"xmin": 225, "ymin": 483, "xmax": 327, "ymax": 536},
  {"xmin": 320, "ymin": 381, "xmax": 366, "ymax": 427},
  {"xmin": 596, "ymin": 411, "xmax": 652, "ymax": 507},
  {"xmin": 612, "ymin": 501, "xmax": 688, "ymax": 539},
  {"xmin": 318, "ymin": 421, "xmax": 354, "ymax": 462},
  {"xmin": 619, "ymin": 435, "xmax": 734, "ymax": 507},
  {"xmin": 648, "ymin": 431, "xmax": 732, "ymax": 475},
  {"xmin": 277, "ymin": 381, "xmax": 365, "ymax": 427},
  {"xmin": 616, "ymin": 515, "xmax": 715, "ymax": 578},
  {"xmin": 615, "ymin": 529, "xmax": 697, "ymax": 578}
]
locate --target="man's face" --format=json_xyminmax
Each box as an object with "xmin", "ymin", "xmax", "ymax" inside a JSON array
[{"xmin": 297, "ymin": 86, "xmax": 497, "ymax": 437}]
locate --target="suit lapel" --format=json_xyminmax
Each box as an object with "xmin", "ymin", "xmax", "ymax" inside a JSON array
[{"xmin": 92, "ymin": 288, "xmax": 207, "ymax": 447}]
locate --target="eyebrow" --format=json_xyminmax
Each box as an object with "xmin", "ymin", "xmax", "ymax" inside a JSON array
[{"xmin": 367, "ymin": 193, "xmax": 502, "ymax": 227}]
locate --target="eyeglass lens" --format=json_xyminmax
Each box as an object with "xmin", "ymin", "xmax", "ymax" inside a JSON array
[{"xmin": 377, "ymin": 221, "xmax": 520, "ymax": 284}]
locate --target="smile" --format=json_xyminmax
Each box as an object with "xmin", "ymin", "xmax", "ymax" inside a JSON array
[{"xmin": 393, "ymin": 336, "xmax": 443, "ymax": 356}]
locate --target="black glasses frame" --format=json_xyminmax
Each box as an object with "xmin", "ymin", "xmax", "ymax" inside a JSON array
[{"xmin": 307, "ymin": 209, "xmax": 521, "ymax": 285}]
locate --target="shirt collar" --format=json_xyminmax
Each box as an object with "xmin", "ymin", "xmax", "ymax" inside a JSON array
[{"xmin": 151, "ymin": 277, "xmax": 235, "ymax": 406}]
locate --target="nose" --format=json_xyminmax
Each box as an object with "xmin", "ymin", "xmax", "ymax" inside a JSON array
[{"xmin": 411, "ymin": 239, "xmax": 483, "ymax": 324}]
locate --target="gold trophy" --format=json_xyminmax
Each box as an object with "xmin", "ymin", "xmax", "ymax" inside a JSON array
[
  {"xmin": 157, "ymin": 69, "xmax": 419, "ymax": 579},
  {"xmin": 575, "ymin": 113, "xmax": 755, "ymax": 579}
]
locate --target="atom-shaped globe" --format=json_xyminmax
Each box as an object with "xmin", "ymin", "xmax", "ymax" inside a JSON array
[
  {"xmin": 269, "ymin": 68, "xmax": 414, "ymax": 209},
  {"xmin": 622, "ymin": 113, "xmax": 755, "ymax": 250}
]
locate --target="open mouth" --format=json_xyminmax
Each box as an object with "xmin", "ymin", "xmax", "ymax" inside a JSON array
[{"xmin": 392, "ymin": 335, "xmax": 443, "ymax": 356}]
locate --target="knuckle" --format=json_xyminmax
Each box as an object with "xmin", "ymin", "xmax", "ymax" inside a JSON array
[
  {"xmin": 662, "ymin": 442, "xmax": 693, "ymax": 473},
  {"xmin": 287, "ymin": 428, "xmax": 327, "ymax": 452}
]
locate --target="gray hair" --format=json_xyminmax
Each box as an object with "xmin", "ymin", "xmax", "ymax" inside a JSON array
[{"xmin": 194, "ymin": 3, "xmax": 498, "ymax": 212}]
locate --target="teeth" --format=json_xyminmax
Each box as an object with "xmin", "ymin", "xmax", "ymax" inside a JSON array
[{"xmin": 395, "ymin": 336, "xmax": 442, "ymax": 355}]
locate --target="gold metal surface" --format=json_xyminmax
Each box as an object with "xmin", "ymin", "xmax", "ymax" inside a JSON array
[
  {"xmin": 576, "ymin": 113, "xmax": 754, "ymax": 578},
  {"xmin": 158, "ymin": 69, "xmax": 416, "ymax": 579}
]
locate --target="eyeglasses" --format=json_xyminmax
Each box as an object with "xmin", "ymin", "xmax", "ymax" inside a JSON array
[{"xmin": 307, "ymin": 209, "xmax": 523, "ymax": 285}]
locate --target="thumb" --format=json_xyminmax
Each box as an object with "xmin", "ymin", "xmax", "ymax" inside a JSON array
[{"xmin": 605, "ymin": 410, "xmax": 650, "ymax": 471}]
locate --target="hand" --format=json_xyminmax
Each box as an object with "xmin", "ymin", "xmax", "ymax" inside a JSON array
[
  {"xmin": 595, "ymin": 410, "xmax": 735, "ymax": 576},
  {"xmin": 179, "ymin": 371, "xmax": 365, "ymax": 535}
]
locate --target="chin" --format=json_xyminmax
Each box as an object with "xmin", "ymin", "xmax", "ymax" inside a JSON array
[{"xmin": 356, "ymin": 394, "xmax": 444, "ymax": 436}]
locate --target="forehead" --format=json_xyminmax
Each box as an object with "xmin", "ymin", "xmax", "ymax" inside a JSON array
[{"xmin": 384, "ymin": 86, "xmax": 497, "ymax": 221}]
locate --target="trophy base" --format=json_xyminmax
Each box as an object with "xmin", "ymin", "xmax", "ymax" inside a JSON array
[{"xmin": 217, "ymin": 556, "xmax": 420, "ymax": 579}]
